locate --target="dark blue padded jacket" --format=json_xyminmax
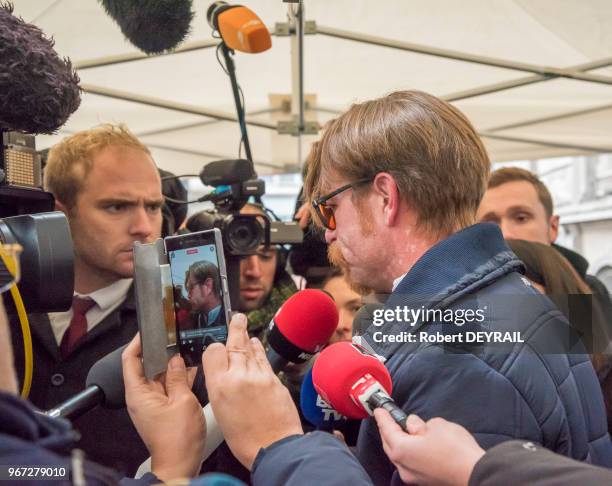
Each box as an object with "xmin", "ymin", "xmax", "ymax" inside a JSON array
[{"xmin": 253, "ymin": 223, "xmax": 612, "ymax": 486}]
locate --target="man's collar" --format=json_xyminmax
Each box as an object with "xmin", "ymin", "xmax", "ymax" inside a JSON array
[
  {"xmin": 76, "ymin": 278, "xmax": 133, "ymax": 311},
  {"xmin": 208, "ymin": 304, "xmax": 222, "ymax": 324},
  {"xmin": 392, "ymin": 272, "xmax": 408, "ymax": 292},
  {"xmin": 391, "ymin": 223, "xmax": 516, "ymax": 299},
  {"xmin": 363, "ymin": 223, "xmax": 524, "ymax": 358}
]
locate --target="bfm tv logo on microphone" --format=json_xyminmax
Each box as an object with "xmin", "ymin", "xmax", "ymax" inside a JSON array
[{"xmin": 316, "ymin": 395, "xmax": 346, "ymax": 421}]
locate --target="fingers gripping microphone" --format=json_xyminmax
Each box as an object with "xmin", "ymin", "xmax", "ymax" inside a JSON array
[
  {"xmin": 207, "ymin": 1, "xmax": 271, "ymax": 53},
  {"xmin": 266, "ymin": 289, "xmax": 339, "ymax": 372},
  {"xmin": 313, "ymin": 342, "xmax": 409, "ymax": 432}
]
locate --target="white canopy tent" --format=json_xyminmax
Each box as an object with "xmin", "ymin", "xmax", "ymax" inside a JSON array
[{"xmin": 12, "ymin": 0, "xmax": 612, "ymax": 176}]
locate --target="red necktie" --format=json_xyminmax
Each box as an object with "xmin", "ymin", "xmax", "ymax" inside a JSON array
[{"xmin": 60, "ymin": 296, "xmax": 95, "ymax": 358}]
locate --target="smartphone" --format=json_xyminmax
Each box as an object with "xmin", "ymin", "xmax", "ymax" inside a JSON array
[{"xmin": 164, "ymin": 229, "xmax": 231, "ymax": 366}]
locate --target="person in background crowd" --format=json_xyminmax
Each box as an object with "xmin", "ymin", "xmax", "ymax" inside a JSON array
[
  {"xmin": 187, "ymin": 203, "xmax": 298, "ymax": 484},
  {"xmin": 186, "ymin": 203, "xmax": 298, "ymax": 345},
  {"xmin": 321, "ymin": 267, "xmax": 363, "ymax": 344},
  {"xmin": 159, "ymin": 168, "xmax": 188, "ymax": 237},
  {"xmin": 9, "ymin": 124, "xmax": 164, "ymax": 475},
  {"xmin": 507, "ymin": 238, "xmax": 612, "ymax": 434},
  {"xmin": 477, "ymin": 167, "xmax": 612, "ymax": 341}
]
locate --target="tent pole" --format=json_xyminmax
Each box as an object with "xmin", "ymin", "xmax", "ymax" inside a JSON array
[
  {"xmin": 316, "ymin": 26, "xmax": 612, "ymax": 87},
  {"xmin": 75, "ymin": 39, "xmax": 219, "ymax": 70},
  {"xmin": 80, "ymin": 83, "xmax": 277, "ymax": 130}
]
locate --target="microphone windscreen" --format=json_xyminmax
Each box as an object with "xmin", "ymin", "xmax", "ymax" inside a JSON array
[
  {"xmin": 300, "ymin": 368, "xmax": 348, "ymax": 429},
  {"xmin": 217, "ymin": 5, "xmax": 271, "ymax": 53},
  {"xmin": 312, "ymin": 341, "xmax": 392, "ymax": 419},
  {"xmin": 86, "ymin": 344, "xmax": 128, "ymax": 409},
  {"xmin": 274, "ymin": 289, "xmax": 338, "ymax": 353},
  {"xmin": 99, "ymin": 0, "xmax": 194, "ymax": 54},
  {"xmin": 0, "ymin": 4, "xmax": 81, "ymax": 134},
  {"xmin": 200, "ymin": 159, "xmax": 255, "ymax": 186}
]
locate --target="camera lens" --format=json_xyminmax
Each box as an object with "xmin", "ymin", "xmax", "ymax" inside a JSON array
[{"xmin": 225, "ymin": 215, "xmax": 263, "ymax": 254}]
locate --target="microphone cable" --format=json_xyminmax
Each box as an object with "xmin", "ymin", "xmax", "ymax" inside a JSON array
[{"xmin": 0, "ymin": 243, "xmax": 32, "ymax": 398}]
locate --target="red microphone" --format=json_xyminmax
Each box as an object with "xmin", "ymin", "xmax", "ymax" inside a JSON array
[
  {"xmin": 267, "ymin": 289, "xmax": 339, "ymax": 372},
  {"xmin": 312, "ymin": 341, "xmax": 409, "ymax": 431}
]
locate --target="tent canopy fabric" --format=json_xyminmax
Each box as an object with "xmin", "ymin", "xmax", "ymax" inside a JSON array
[{"xmin": 12, "ymin": 0, "xmax": 612, "ymax": 176}]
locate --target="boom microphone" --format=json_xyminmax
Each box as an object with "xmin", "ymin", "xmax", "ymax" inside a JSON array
[
  {"xmin": 207, "ymin": 1, "xmax": 271, "ymax": 53},
  {"xmin": 313, "ymin": 341, "xmax": 409, "ymax": 431},
  {"xmin": 267, "ymin": 289, "xmax": 339, "ymax": 372},
  {"xmin": 0, "ymin": 4, "xmax": 81, "ymax": 134},
  {"xmin": 99, "ymin": 0, "xmax": 194, "ymax": 54}
]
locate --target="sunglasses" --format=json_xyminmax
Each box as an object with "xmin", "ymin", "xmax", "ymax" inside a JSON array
[{"xmin": 311, "ymin": 178, "xmax": 372, "ymax": 230}]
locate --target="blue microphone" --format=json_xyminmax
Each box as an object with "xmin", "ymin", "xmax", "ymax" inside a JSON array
[{"xmin": 300, "ymin": 368, "xmax": 348, "ymax": 431}]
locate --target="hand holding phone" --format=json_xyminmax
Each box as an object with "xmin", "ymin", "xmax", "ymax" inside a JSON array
[{"xmin": 165, "ymin": 229, "xmax": 231, "ymax": 366}]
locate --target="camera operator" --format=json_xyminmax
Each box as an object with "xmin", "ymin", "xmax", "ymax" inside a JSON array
[
  {"xmin": 9, "ymin": 124, "xmax": 165, "ymax": 475},
  {"xmin": 238, "ymin": 204, "xmax": 298, "ymax": 344},
  {"xmin": 187, "ymin": 202, "xmax": 299, "ymax": 483},
  {"xmin": 187, "ymin": 203, "xmax": 298, "ymax": 343}
]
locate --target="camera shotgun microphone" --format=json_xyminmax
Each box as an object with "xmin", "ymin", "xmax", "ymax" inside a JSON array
[
  {"xmin": 312, "ymin": 341, "xmax": 409, "ymax": 432},
  {"xmin": 46, "ymin": 344, "xmax": 127, "ymax": 419},
  {"xmin": 266, "ymin": 289, "xmax": 339, "ymax": 373}
]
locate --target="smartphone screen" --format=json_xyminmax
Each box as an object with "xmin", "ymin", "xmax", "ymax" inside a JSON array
[{"xmin": 165, "ymin": 229, "xmax": 230, "ymax": 367}]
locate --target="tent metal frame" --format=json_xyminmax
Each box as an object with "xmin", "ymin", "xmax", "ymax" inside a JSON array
[{"xmin": 72, "ymin": 6, "xmax": 612, "ymax": 168}]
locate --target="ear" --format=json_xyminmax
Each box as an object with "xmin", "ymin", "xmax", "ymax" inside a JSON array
[
  {"xmin": 549, "ymin": 215, "xmax": 560, "ymax": 243},
  {"xmin": 372, "ymin": 172, "xmax": 400, "ymax": 227}
]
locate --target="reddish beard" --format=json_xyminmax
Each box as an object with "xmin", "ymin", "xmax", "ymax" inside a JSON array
[{"xmin": 327, "ymin": 243, "xmax": 373, "ymax": 295}]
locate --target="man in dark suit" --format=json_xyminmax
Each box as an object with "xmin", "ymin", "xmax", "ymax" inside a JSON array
[{"xmin": 9, "ymin": 123, "xmax": 164, "ymax": 475}]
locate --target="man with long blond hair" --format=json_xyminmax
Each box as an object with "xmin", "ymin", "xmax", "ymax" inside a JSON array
[{"xmin": 9, "ymin": 124, "xmax": 164, "ymax": 475}]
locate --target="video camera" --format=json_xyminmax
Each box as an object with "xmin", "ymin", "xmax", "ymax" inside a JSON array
[
  {"xmin": 0, "ymin": 3, "xmax": 80, "ymax": 313},
  {"xmin": 183, "ymin": 158, "xmax": 302, "ymax": 307},
  {"xmin": 0, "ymin": 131, "xmax": 74, "ymax": 313},
  {"xmin": 186, "ymin": 158, "xmax": 302, "ymax": 256}
]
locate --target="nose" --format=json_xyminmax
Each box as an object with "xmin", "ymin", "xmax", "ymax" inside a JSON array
[
  {"xmin": 242, "ymin": 254, "xmax": 262, "ymax": 278},
  {"xmin": 335, "ymin": 312, "xmax": 353, "ymax": 341},
  {"xmin": 499, "ymin": 219, "xmax": 515, "ymax": 239},
  {"xmin": 130, "ymin": 206, "xmax": 154, "ymax": 239},
  {"xmin": 325, "ymin": 228, "xmax": 337, "ymax": 245}
]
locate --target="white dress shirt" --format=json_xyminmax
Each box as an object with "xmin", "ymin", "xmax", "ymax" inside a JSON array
[
  {"xmin": 392, "ymin": 272, "xmax": 408, "ymax": 292},
  {"xmin": 48, "ymin": 278, "xmax": 133, "ymax": 345}
]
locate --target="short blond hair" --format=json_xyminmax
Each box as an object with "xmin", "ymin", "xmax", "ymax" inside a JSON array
[
  {"xmin": 304, "ymin": 90, "xmax": 490, "ymax": 238},
  {"xmin": 44, "ymin": 123, "xmax": 151, "ymax": 209}
]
